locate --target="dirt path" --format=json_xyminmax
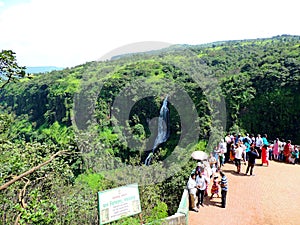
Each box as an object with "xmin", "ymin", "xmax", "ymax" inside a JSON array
[{"xmin": 188, "ymin": 159, "xmax": 300, "ymax": 225}]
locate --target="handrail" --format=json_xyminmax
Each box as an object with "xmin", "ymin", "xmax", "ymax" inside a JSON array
[{"xmin": 176, "ymin": 188, "xmax": 189, "ymax": 224}]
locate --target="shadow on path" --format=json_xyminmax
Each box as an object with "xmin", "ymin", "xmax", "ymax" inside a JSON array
[
  {"xmin": 221, "ymin": 169, "xmax": 246, "ymax": 177},
  {"xmin": 200, "ymin": 196, "xmax": 223, "ymax": 208},
  {"xmin": 189, "ymin": 160, "xmax": 300, "ymax": 225}
]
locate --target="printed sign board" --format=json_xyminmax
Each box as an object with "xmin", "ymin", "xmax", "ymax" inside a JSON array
[{"xmin": 98, "ymin": 183, "xmax": 141, "ymax": 224}]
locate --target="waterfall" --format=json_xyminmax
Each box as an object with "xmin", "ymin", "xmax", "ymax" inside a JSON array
[
  {"xmin": 145, "ymin": 96, "xmax": 170, "ymax": 165},
  {"xmin": 152, "ymin": 96, "xmax": 170, "ymax": 151}
]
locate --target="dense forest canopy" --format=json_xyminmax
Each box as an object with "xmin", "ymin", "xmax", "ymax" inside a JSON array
[{"xmin": 0, "ymin": 35, "xmax": 300, "ymax": 224}]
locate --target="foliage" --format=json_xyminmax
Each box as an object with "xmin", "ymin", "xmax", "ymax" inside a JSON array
[
  {"xmin": 41, "ymin": 121, "xmax": 74, "ymax": 147},
  {"xmin": 144, "ymin": 201, "xmax": 168, "ymax": 224},
  {"xmin": 0, "ymin": 50, "xmax": 26, "ymax": 89},
  {"xmin": 0, "ymin": 139, "xmax": 75, "ymax": 224},
  {"xmin": 16, "ymin": 190, "xmax": 58, "ymax": 225},
  {"xmin": 1, "ymin": 35, "xmax": 300, "ymax": 224}
]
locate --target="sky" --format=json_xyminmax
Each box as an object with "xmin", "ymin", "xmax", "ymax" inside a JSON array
[{"xmin": 0, "ymin": 0, "xmax": 299, "ymax": 68}]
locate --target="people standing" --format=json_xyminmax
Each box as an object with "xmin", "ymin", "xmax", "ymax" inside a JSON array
[
  {"xmin": 235, "ymin": 134, "xmax": 242, "ymax": 145},
  {"xmin": 234, "ymin": 142, "xmax": 243, "ymax": 173},
  {"xmin": 219, "ymin": 149, "xmax": 225, "ymax": 169},
  {"xmin": 208, "ymin": 152, "xmax": 217, "ymax": 176},
  {"xmin": 212, "ymin": 146, "xmax": 220, "ymax": 171},
  {"xmin": 293, "ymin": 146, "xmax": 299, "ymax": 165},
  {"xmin": 245, "ymin": 146, "xmax": 259, "ymax": 176},
  {"xmin": 267, "ymin": 144, "xmax": 273, "ymax": 161},
  {"xmin": 255, "ymin": 134, "xmax": 263, "ymax": 159},
  {"xmin": 250, "ymin": 134, "xmax": 255, "ymax": 145},
  {"xmin": 279, "ymin": 139, "xmax": 285, "ymax": 161},
  {"xmin": 195, "ymin": 162, "xmax": 202, "ymax": 175},
  {"xmin": 219, "ymin": 171, "xmax": 228, "ymax": 208},
  {"xmin": 202, "ymin": 164, "xmax": 211, "ymax": 196},
  {"xmin": 262, "ymin": 134, "xmax": 269, "ymax": 147},
  {"xmin": 196, "ymin": 172, "xmax": 209, "ymax": 208},
  {"xmin": 229, "ymin": 143, "xmax": 235, "ymax": 162},
  {"xmin": 273, "ymin": 138, "xmax": 280, "ymax": 160},
  {"xmin": 210, "ymin": 176, "xmax": 220, "ymax": 199},
  {"xmin": 225, "ymin": 133, "xmax": 232, "ymax": 163},
  {"xmin": 243, "ymin": 138, "xmax": 251, "ymax": 163},
  {"xmin": 284, "ymin": 140, "xmax": 292, "ymax": 163},
  {"xmin": 187, "ymin": 173, "xmax": 199, "ymax": 212},
  {"xmin": 261, "ymin": 134, "xmax": 269, "ymax": 166},
  {"xmin": 218, "ymin": 139, "xmax": 226, "ymax": 168},
  {"xmin": 244, "ymin": 133, "xmax": 252, "ymax": 145},
  {"xmin": 261, "ymin": 145, "xmax": 269, "ymax": 166}
]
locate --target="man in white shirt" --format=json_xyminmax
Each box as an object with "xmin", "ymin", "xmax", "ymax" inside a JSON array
[
  {"xmin": 187, "ymin": 173, "xmax": 198, "ymax": 212},
  {"xmin": 196, "ymin": 172, "xmax": 209, "ymax": 208},
  {"xmin": 234, "ymin": 143, "xmax": 244, "ymax": 173},
  {"xmin": 255, "ymin": 134, "xmax": 263, "ymax": 159}
]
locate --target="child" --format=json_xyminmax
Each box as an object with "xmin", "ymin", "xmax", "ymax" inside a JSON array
[{"xmin": 210, "ymin": 176, "xmax": 220, "ymax": 199}]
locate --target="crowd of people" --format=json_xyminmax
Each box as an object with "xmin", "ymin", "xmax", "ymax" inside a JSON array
[
  {"xmin": 223, "ymin": 133, "xmax": 300, "ymax": 167},
  {"xmin": 187, "ymin": 169, "xmax": 227, "ymax": 212},
  {"xmin": 187, "ymin": 132, "xmax": 299, "ymax": 212}
]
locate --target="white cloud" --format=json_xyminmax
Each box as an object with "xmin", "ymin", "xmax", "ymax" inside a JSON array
[{"xmin": 0, "ymin": 0, "xmax": 299, "ymax": 67}]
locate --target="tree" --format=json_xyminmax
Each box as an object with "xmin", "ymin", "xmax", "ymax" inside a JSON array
[
  {"xmin": 0, "ymin": 50, "xmax": 26, "ymax": 89},
  {"xmin": 0, "ymin": 150, "xmax": 69, "ymax": 191}
]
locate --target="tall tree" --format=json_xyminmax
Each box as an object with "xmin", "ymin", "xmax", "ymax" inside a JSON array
[{"xmin": 0, "ymin": 50, "xmax": 26, "ymax": 89}]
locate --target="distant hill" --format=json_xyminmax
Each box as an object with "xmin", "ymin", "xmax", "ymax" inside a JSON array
[
  {"xmin": 26, "ymin": 66, "xmax": 64, "ymax": 74},
  {"xmin": 2, "ymin": 34, "xmax": 300, "ymax": 143}
]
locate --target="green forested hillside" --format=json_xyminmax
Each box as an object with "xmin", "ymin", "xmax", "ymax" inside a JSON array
[
  {"xmin": 0, "ymin": 35, "xmax": 300, "ymax": 224},
  {"xmin": 195, "ymin": 36, "xmax": 300, "ymax": 140}
]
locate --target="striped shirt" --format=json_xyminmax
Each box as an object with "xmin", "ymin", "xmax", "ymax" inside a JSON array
[{"xmin": 220, "ymin": 175, "xmax": 228, "ymax": 191}]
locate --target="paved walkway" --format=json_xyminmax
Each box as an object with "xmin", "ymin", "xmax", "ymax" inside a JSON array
[{"xmin": 189, "ymin": 159, "xmax": 300, "ymax": 225}]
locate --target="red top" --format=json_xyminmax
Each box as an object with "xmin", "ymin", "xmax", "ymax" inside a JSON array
[{"xmin": 284, "ymin": 143, "xmax": 291, "ymax": 156}]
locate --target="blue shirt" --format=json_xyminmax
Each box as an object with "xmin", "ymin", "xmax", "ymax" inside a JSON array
[
  {"xmin": 245, "ymin": 142, "xmax": 251, "ymax": 152},
  {"xmin": 262, "ymin": 137, "xmax": 268, "ymax": 146}
]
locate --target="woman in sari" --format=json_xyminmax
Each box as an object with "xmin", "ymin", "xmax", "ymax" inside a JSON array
[
  {"xmin": 229, "ymin": 143, "xmax": 235, "ymax": 161},
  {"xmin": 261, "ymin": 134, "xmax": 269, "ymax": 166},
  {"xmin": 273, "ymin": 138, "xmax": 280, "ymax": 160},
  {"xmin": 284, "ymin": 140, "xmax": 292, "ymax": 163}
]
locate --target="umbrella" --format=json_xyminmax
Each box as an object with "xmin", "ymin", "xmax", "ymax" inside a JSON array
[{"xmin": 191, "ymin": 151, "xmax": 208, "ymax": 161}]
